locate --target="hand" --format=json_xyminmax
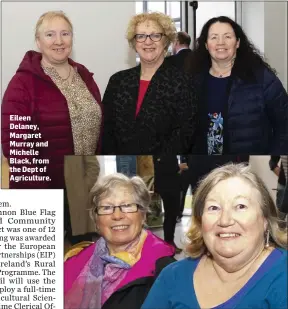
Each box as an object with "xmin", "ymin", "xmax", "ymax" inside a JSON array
[
  {"xmin": 179, "ymin": 163, "xmax": 188, "ymax": 171},
  {"xmin": 273, "ymin": 166, "xmax": 280, "ymax": 177}
]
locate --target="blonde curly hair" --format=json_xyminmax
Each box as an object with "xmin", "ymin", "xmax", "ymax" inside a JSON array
[
  {"xmin": 126, "ymin": 12, "xmax": 176, "ymax": 50},
  {"xmin": 185, "ymin": 163, "xmax": 288, "ymax": 258}
]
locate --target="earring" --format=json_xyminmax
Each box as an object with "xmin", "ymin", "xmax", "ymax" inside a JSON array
[{"xmin": 265, "ymin": 230, "xmax": 270, "ymax": 248}]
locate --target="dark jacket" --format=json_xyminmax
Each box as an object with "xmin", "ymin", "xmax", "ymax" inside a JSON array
[
  {"xmin": 153, "ymin": 155, "xmax": 180, "ymax": 194},
  {"xmin": 64, "ymin": 230, "xmax": 176, "ymax": 309},
  {"xmin": 102, "ymin": 59, "xmax": 198, "ymax": 154},
  {"xmin": 193, "ymin": 66, "xmax": 288, "ymax": 155},
  {"xmin": 166, "ymin": 48, "xmax": 192, "ymax": 71},
  {"xmin": 103, "ymin": 256, "xmax": 174, "ymax": 309},
  {"xmin": 1, "ymin": 50, "xmax": 102, "ymax": 189}
]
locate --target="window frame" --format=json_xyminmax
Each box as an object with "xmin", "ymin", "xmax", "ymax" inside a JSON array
[{"xmin": 137, "ymin": 1, "xmax": 182, "ymax": 30}]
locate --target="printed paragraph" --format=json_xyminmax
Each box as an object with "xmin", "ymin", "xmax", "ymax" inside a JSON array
[
  {"xmin": 9, "ymin": 115, "xmax": 50, "ymax": 184},
  {"xmin": 0, "ymin": 190, "xmax": 63, "ymax": 309}
]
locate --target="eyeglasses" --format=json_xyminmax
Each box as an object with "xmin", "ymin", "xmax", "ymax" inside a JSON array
[
  {"xmin": 95, "ymin": 203, "xmax": 141, "ymax": 215},
  {"xmin": 134, "ymin": 33, "xmax": 166, "ymax": 43}
]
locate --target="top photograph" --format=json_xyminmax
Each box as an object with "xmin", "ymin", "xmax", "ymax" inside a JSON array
[{"xmin": 1, "ymin": 1, "xmax": 288, "ymax": 160}]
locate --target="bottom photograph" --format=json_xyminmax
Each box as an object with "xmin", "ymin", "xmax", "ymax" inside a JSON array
[{"xmin": 64, "ymin": 155, "xmax": 287, "ymax": 309}]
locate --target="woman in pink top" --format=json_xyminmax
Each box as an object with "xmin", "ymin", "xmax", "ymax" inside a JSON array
[{"xmin": 64, "ymin": 173, "xmax": 175, "ymax": 309}]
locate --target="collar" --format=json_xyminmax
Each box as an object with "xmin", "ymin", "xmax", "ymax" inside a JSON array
[{"xmin": 176, "ymin": 47, "xmax": 189, "ymax": 54}]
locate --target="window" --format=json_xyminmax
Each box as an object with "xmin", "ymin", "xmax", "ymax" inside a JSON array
[
  {"xmin": 135, "ymin": 1, "xmax": 182, "ymax": 61},
  {"xmin": 135, "ymin": 1, "xmax": 182, "ymax": 30},
  {"xmin": 136, "ymin": 2, "xmax": 144, "ymax": 14},
  {"xmin": 147, "ymin": 2, "xmax": 165, "ymax": 13},
  {"xmin": 196, "ymin": 2, "xmax": 236, "ymax": 37}
]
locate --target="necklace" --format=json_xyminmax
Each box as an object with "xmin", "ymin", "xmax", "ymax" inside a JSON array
[
  {"xmin": 41, "ymin": 59, "xmax": 72, "ymax": 80},
  {"xmin": 210, "ymin": 68, "xmax": 231, "ymax": 78}
]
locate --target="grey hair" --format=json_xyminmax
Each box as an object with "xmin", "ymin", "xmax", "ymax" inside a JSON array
[
  {"xmin": 89, "ymin": 173, "xmax": 151, "ymax": 222},
  {"xmin": 186, "ymin": 163, "xmax": 287, "ymax": 258}
]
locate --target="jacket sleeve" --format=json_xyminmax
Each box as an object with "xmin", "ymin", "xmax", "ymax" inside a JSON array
[
  {"xmin": 154, "ymin": 256, "xmax": 176, "ymax": 278},
  {"xmin": 141, "ymin": 262, "xmax": 175, "ymax": 309},
  {"xmin": 101, "ymin": 74, "xmax": 118, "ymax": 154},
  {"xmin": 264, "ymin": 70, "xmax": 288, "ymax": 154},
  {"xmin": 163, "ymin": 73, "xmax": 198, "ymax": 154},
  {"xmin": 1, "ymin": 75, "xmax": 50, "ymax": 188}
]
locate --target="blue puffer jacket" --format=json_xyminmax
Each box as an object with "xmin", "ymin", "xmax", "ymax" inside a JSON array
[{"xmin": 193, "ymin": 66, "xmax": 288, "ymax": 155}]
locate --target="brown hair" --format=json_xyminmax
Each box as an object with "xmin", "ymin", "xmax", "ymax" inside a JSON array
[{"xmin": 177, "ymin": 31, "xmax": 191, "ymax": 46}]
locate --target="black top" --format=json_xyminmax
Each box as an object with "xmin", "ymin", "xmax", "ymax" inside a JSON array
[
  {"xmin": 102, "ymin": 59, "xmax": 198, "ymax": 154},
  {"xmin": 206, "ymin": 74, "xmax": 231, "ymax": 155}
]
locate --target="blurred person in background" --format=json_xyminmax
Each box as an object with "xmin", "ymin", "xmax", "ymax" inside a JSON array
[
  {"xmin": 187, "ymin": 16, "xmax": 288, "ymax": 155},
  {"xmin": 1, "ymin": 11, "xmax": 102, "ymax": 189},
  {"xmin": 269, "ymin": 156, "xmax": 287, "ymax": 209},
  {"xmin": 102, "ymin": 12, "xmax": 198, "ymax": 154},
  {"xmin": 269, "ymin": 156, "xmax": 288, "ymax": 216},
  {"xmin": 153, "ymin": 155, "xmax": 183, "ymax": 253},
  {"xmin": 64, "ymin": 156, "xmax": 100, "ymax": 245},
  {"xmin": 168, "ymin": 31, "xmax": 192, "ymax": 70}
]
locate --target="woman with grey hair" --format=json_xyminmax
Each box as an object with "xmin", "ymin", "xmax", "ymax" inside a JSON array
[
  {"xmin": 142, "ymin": 163, "xmax": 287, "ymax": 309},
  {"xmin": 64, "ymin": 173, "xmax": 176, "ymax": 309}
]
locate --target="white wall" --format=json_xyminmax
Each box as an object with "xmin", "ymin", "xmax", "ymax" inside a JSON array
[
  {"xmin": 184, "ymin": 1, "xmax": 236, "ymax": 46},
  {"xmin": 241, "ymin": 1, "xmax": 287, "ymax": 90},
  {"xmin": 195, "ymin": 2, "xmax": 235, "ymax": 38},
  {"xmin": 241, "ymin": 2, "xmax": 265, "ymax": 52},
  {"xmin": 249, "ymin": 156, "xmax": 278, "ymax": 204},
  {"xmin": 264, "ymin": 2, "xmax": 288, "ymax": 90},
  {"xmin": 1, "ymin": 2, "xmax": 136, "ymax": 98}
]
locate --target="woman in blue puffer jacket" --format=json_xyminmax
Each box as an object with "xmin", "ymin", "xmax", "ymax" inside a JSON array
[{"xmin": 187, "ymin": 16, "xmax": 288, "ymax": 155}]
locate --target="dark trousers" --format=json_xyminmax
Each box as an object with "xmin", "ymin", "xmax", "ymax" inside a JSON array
[
  {"xmin": 179, "ymin": 182, "xmax": 190, "ymax": 217},
  {"xmin": 159, "ymin": 190, "xmax": 180, "ymax": 242}
]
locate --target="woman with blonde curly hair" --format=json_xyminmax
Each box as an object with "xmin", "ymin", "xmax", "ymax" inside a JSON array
[
  {"xmin": 142, "ymin": 163, "xmax": 287, "ymax": 309},
  {"xmin": 102, "ymin": 12, "xmax": 198, "ymax": 154}
]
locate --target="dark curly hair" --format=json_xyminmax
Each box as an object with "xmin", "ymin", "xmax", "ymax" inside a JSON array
[{"xmin": 186, "ymin": 16, "xmax": 276, "ymax": 80}]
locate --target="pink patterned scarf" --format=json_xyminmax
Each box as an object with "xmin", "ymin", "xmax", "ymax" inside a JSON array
[{"xmin": 65, "ymin": 230, "xmax": 147, "ymax": 309}]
